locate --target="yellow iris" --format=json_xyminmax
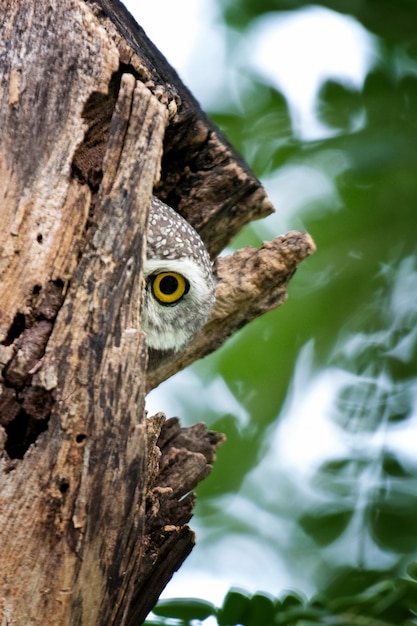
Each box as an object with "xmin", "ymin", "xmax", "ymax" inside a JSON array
[{"xmin": 152, "ymin": 272, "xmax": 188, "ymax": 304}]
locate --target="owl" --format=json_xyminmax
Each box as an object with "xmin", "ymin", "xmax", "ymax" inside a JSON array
[{"xmin": 143, "ymin": 196, "xmax": 216, "ymax": 369}]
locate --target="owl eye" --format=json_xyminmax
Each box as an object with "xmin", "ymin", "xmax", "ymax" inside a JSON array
[{"xmin": 151, "ymin": 272, "xmax": 189, "ymax": 305}]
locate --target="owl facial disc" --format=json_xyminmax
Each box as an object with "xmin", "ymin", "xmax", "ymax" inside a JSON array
[{"xmin": 143, "ymin": 197, "xmax": 215, "ymax": 367}]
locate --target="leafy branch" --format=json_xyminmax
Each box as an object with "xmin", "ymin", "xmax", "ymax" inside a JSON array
[{"xmin": 145, "ymin": 564, "xmax": 417, "ymax": 626}]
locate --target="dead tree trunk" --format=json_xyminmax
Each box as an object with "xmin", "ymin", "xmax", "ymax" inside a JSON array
[{"xmin": 0, "ymin": 1, "xmax": 314, "ymax": 624}]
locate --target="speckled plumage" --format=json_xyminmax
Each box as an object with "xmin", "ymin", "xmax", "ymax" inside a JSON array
[
  {"xmin": 147, "ymin": 197, "xmax": 213, "ymax": 280},
  {"xmin": 143, "ymin": 196, "xmax": 216, "ymax": 368}
]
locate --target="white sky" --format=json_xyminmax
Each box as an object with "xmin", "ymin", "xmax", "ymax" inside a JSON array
[
  {"xmin": 122, "ymin": 0, "xmax": 209, "ymax": 72},
  {"xmin": 249, "ymin": 7, "xmax": 377, "ymax": 138}
]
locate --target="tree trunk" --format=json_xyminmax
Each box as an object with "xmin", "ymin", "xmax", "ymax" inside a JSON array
[{"xmin": 0, "ymin": 0, "xmax": 314, "ymax": 623}]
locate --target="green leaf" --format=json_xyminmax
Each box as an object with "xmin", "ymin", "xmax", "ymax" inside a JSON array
[
  {"xmin": 382, "ymin": 452, "xmax": 413, "ymax": 478},
  {"xmin": 280, "ymin": 591, "xmax": 305, "ymax": 609},
  {"xmin": 152, "ymin": 598, "xmax": 216, "ymax": 621},
  {"xmin": 217, "ymin": 589, "xmax": 250, "ymax": 625},
  {"xmin": 299, "ymin": 507, "xmax": 353, "ymax": 546},
  {"xmin": 369, "ymin": 492, "xmax": 417, "ymax": 553},
  {"xmin": 316, "ymin": 79, "xmax": 361, "ymax": 131},
  {"xmin": 406, "ymin": 562, "xmax": 417, "ymax": 581},
  {"xmin": 244, "ymin": 593, "xmax": 275, "ymax": 626}
]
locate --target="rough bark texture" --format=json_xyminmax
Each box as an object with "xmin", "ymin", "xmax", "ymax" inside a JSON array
[{"xmin": 0, "ymin": 0, "xmax": 314, "ymax": 624}]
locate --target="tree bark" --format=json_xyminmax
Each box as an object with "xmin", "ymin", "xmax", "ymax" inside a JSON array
[{"xmin": 0, "ymin": 0, "xmax": 314, "ymax": 624}]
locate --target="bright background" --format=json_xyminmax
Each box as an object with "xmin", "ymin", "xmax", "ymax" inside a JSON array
[{"xmin": 124, "ymin": 0, "xmax": 417, "ymax": 609}]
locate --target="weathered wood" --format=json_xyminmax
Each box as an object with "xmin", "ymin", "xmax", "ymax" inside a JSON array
[
  {"xmin": 133, "ymin": 415, "xmax": 225, "ymax": 626},
  {"xmin": 0, "ymin": 52, "xmax": 160, "ymax": 621},
  {"xmin": 0, "ymin": 1, "xmax": 119, "ymax": 342}
]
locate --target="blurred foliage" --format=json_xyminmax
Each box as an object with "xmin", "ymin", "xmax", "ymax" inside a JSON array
[
  {"xmin": 150, "ymin": 0, "xmax": 417, "ymax": 624},
  {"xmin": 219, "ymin": 0, "xmax": 417, "ymax": 44},
  {"xmin": 146, "ymin": 565, "xmax": 417, "ymax": 624}
]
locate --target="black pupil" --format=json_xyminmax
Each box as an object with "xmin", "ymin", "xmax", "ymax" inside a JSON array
[{"xmin": 160, "ymin": 275, "xmax": 179, "ymax": 294}]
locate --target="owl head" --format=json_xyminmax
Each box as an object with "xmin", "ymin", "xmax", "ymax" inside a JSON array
[{"xmin": 143, "ymin": 197, "xmax": 216, "ymax": 369}]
